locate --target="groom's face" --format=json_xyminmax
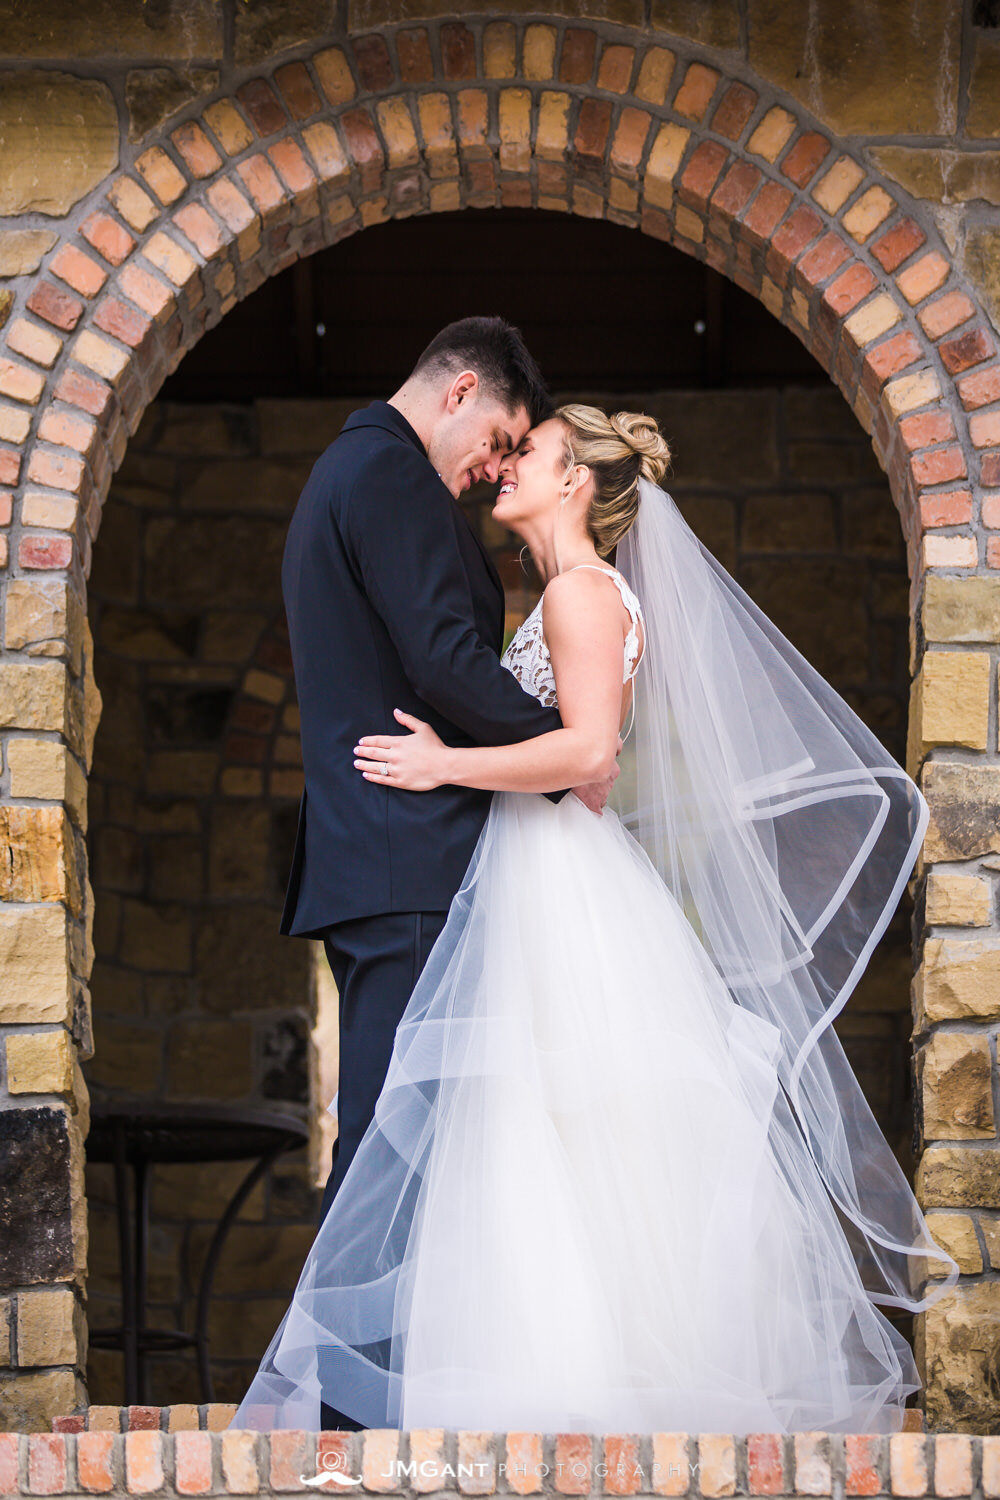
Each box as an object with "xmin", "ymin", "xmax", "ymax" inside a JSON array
[{"xmin": 427, "ymin": 372, "xmax": 531, "ymax": 499}]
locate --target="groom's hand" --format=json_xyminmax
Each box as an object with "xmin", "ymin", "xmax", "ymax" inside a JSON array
[{"xmin": 571, "ymin": 736, "xmax": 623, "ymax": 815}]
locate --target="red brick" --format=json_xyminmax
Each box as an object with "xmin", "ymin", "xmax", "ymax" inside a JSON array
[
  {"xmin": 500, "ymin": 178, "xmax": 532, "ymax": 209},
  {"xmin": 117, "ymin": 270, "xmax": 175, "ymax": 335},
  {"xmin": 711, "ymin": 81, "xmax": 757, "ymax": 140},
  {"xmin": 27, "ymin": 448, "xmax": 84, "ymax": 492},
  {"xmin": 236, "ymin": 78, "xmax": 286, "ymax": 137},
  {"xmin": 135, "ymin": 146, "xmax": 187, "ymax": 206},
  {"xmin": 54, "ymin": 366, "xmax": 114, "ymax": 421},
  {"xmin": 845, "ymin": 1435, "xmax": 881, "ymax": 1496},
  {"xmin": 674, "ymin": 61, "xmax": 719, "ymax": 121},
  {"xmin": 0, "ymin": 492, "xmax": 11, "ymax": 527},
  {"xmin": 780, "ymin": 130, "xmax": 831, "ymax": 186},
  {"xmin": 7, "ymin": 317, "xmax": 62, "ymax": 368},
  {"xmin": 80, "ymin": 211, "xmax": 135, "ymax": 267},
  {"xmin": 175, "ymin": 1432, "xmax": 211, "ymax": 1496},
  {"xmin": 871, "ymin": 217, "xmax": 926, "ymax": 272},
  {"xmin": 709, "ymin": 159, "xmax": 762, "ymax": 219},
  {"xmin": 0, "ymin": 1433, "xmax": 17, "ymax": 1495},
  {"xmin": 77, "ymin": 1432, "xmax": 114, "ymax": 1493},
  {"xmin": 958, "ymin": 364, "xmax": 1000, "ymax": 410},
  {"xmin": 920, "ymin": 489, "xmax": 973, "ymax": 528},
  {"xmin": 354, "ymin": 34, "xmax": 394, "ymax": 92},
  {"xmin": 554, "ymin": 1435, "xmax": 590, "ymax": 1494},
  {"xmin": 559, "ymin": 27, "xmax": 597, "ymax": 85},
  {"xmin": 125, "ymin": 1430, "xmax": 163, "ymax": 1493},
  {"xmin": 987, "ymin": 535, "xmax": 1000, "ymax": 566},
  {"xmin": 747, "ymin": 1433, "xmax": 784, "ymax": 1494},
  {"xmin": 52, "ymin": 1418, "xmax": 84, "ymax": 1435},
  {"xmin": 610, "ymin": 107, "xmax": 650, "ymax": 179},
  {"xmin": 940, "ymin": 326, "xmax": 994, "ymax": 374},
  {"xmin": 768, "ymin": 204, "xmax": 824, "ymax": 269},
  {"xmin": 19, "ymin": 535, "xmax": 74, "ymax": 570},
  {"xmin": 50, "ymin": 243, "xmax": 107, "ymax": 298},
  {"xmin": 397, "ymin": 29, "xmax": 434, "ymax": 82},
  {"xmin": 972, "ymin": 410, "xmax": 1000, "ymax": 447},
  {"xmin": 919, "ymin": 289, "xmax": 975, "ymax": 340},
  {"xmin": 173, "ymin": 202, "xmax": 226, "ymax": 260},
  {"xmin": 680, "ymin": 139, "xmax": 729, "ymax": 205},
  {"xmin": 269, "ymin": 1432, "xmax": 311, "ymax": 1490},
  {"xmin": 574, "ymin": 98, "xmax": 613, "ymax": 171},
  {"xmin": 707, "ymin": 239, "xmax": 732, "ymax": 279},
  {"xmin": 268, "ymin": 138, "xmax": 318, "ymax": 196},
  {"xmin": 0, "ymin": 448, "xmax": 20, "ymax": 486},
  {"xmin": 206, "ymin": 178, "xmax": 257, "ymax": 235},
  {"xmin": 983, "ymin": 451, "xmax": 1000, "ymax": 486},
  {"xmin": 171, "ymin": 122, "xmax": 222, "ymax": 179},
  {"xmin": 795, "ymin": 230, "xmax": 852, "ymax": 289},
  {"xmin": 603, "ymin": 1436, "xmax": 640, "ymax": 1495},
  {"xmin": 93, "ymin": 296, "xmax": 152, "ymax": 349},
  {"xmin": 900, "ymin": 410, "xmax": 955, "ymax": 449},
  {"xmin": 28, "ymin": 1434, "xmax": 66, "ymax": 1494},
  {"xmin": 911, "ymin": 445, "xmax": 967, "ymax": 486},
  {"xmin": 275, "ymin": 61, "xmax": 322, "ymax": 120},
  {"xmin": 341, "ymin": 109, "xmax": 386, "ymax": 193},
  {"xmin": 538, "ymin": 160, "xmax": 567, "ymax": 198},
  {"xmin": 740, "ymin": 180, "xmax": 793, "ymax": 246},
  {"xmin": 441, "ymin": 23, "xmax": 476, "ymax": 80},
  {"xmin": 863, "ymin": 330, "xmax": 923, "ymax": 392},
  {"xmin": 597, "ymin": 44, "xmax": 635, "ymax": 94},
  {"xmin": 38, "ymin": 406, "xmax": 96, "ymax": 452},
  {"xmin": 236, "ymin": 154, "xmax": 287, "ymax": 216},
  {"xmin": 126, "ymin": 1409, "xmax": 160, "ymax": 1433},
  {"xmin": 26, "ymin": 280, "xmax": 83, "ymax": 332},
  {"xmin": 822, "ymin": 261, "xmax": 878, "ymax": 318}
]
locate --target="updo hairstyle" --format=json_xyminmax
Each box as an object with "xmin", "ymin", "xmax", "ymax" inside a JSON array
[{"xmin": 554, "ymin": 403, "xmax": 672, "ymax": 557}]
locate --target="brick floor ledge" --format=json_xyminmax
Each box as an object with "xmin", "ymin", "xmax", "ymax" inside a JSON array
[{"xmin": 3, "ymin": 1413, "xmax": 998, "ymax": 1500}]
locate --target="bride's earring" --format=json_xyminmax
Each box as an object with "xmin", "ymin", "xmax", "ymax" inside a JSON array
[{"xmin": 519, "ymin": 544, "xmax": 530, "ymax": 575}]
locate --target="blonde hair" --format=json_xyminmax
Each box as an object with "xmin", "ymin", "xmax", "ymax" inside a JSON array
[{"xmin": 555, "ymin": 404, "xmax": 672, "ymax": 558}]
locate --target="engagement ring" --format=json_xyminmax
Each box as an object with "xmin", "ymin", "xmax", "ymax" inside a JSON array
[{"xmin": 380, "ymin": 762, "xmax": 389, "ymax": 776}]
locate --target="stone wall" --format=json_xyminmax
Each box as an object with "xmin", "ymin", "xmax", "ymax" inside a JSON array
[{"xmin": 2, "ymin": 0, "xmax": 1000, "ymax": 1435}]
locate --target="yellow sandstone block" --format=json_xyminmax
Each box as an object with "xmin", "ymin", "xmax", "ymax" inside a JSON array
[{"xmin": 6, "ymin": 1029, "xmax": 74, "ymax": 1097}]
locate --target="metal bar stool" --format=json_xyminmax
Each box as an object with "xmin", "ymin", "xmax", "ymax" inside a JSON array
[{"xmin": 86, "ymin": 1101, "xmax": 310, "ymax": 1405}]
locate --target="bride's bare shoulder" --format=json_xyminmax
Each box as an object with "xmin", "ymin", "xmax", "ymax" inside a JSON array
[{"xmin": 541, "ymin": 566, "xmax": 627, "ymax": 638}]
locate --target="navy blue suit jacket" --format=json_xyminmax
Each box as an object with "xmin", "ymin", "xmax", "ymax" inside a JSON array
[{"xmin": 280, "ymin": 401, "xmax": 565, "ymax": 935}]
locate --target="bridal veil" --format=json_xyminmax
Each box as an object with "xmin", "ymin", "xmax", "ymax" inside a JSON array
[{"xmin": 613, "ymin": 478, "xmax": 959, "ymax": 1313}]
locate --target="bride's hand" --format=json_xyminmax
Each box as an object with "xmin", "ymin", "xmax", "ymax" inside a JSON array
[{"xmin": 354, "ymin": 709, "xmax": 448, "ymax": 791}]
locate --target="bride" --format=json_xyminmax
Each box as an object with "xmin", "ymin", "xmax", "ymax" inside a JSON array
[{"xmin": 231, "ymin": 403, "xmax": 959, "ymax": 1437}]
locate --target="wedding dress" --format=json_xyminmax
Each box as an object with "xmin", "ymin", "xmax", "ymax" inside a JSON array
[{"xmin": 231, "ymin": 498, "xmax": 959, "ymax": 1438}]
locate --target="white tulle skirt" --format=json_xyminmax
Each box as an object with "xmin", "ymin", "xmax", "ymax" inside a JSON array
[{"xmin": 230, "ymin": 790, "xmax": 924, "ymax": 1436}]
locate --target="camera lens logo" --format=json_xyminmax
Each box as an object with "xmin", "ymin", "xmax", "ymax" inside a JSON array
[{"xmin": 300, "ymin": 1455, "xmax": 364, "ymax": 1487}]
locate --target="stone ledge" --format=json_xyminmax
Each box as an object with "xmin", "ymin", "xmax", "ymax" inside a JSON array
[
  {"xmin": 50, "ymin": 1403, "xmax": 928, "ymax": 1437},
  {"xmin": 14, "ymin": 1417, "xmax": 998, "ymax": 1500}
]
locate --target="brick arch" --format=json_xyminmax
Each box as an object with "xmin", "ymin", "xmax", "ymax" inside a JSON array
[{"xmin": 0, "ymin": 21, "xmax": 995, "ymax": 598}]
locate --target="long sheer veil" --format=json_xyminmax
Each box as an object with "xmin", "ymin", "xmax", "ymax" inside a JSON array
[{"xmin": 613, "ymin": 478, "xmax": 959, "ymax": 1312}]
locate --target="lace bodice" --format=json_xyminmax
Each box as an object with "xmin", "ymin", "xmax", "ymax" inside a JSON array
[{"xmin": 501, "ymin": 565, "xmax": 644, "ymax": 712}]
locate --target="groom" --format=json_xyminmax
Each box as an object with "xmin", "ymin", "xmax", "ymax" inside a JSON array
[{"xmin": 279, "ymin": 319, "xmax": 617, "ymax": 1392}]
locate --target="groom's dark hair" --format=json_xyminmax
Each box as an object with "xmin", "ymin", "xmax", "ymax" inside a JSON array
[{"xmin": 411, "ymin": 316, "xmax": 552, "ymax": 426}]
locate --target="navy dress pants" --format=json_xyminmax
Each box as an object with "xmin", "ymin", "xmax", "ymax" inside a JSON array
[{"xmin": 316, "ymin": 909, "xmax": 449, "ymax": 1431}]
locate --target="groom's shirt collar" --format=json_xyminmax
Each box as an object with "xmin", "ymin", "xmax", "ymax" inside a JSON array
[{"xmin": 341, "ymin": 400, "xmax": 427, "ymax": 456}]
